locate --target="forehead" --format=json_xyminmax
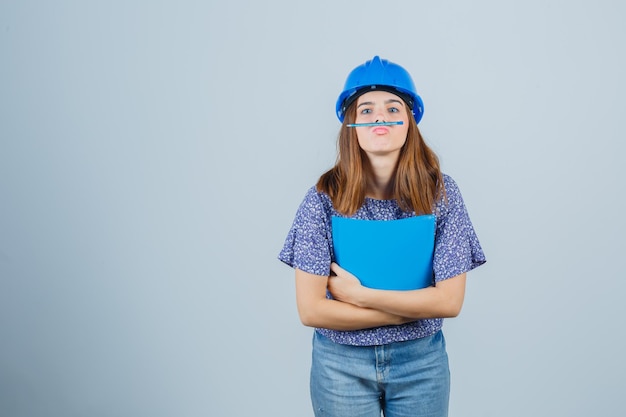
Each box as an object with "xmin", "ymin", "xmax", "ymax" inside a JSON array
[{"xmin": 356, "ymin": 90, "xmax": 405, "ymax": 105}]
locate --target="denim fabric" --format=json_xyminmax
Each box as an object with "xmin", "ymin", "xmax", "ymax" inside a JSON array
[{"xmin": 310, "ymin": 331, "xmax": 450, "ymax": 417}]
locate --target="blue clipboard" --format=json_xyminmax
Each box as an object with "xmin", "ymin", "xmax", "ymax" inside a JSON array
[{"xmin": 331, "ymin": 215, "xmax": 436, "ymax": 290}]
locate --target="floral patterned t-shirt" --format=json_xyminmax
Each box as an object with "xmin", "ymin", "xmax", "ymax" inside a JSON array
[{"xmin": 278, "ymin": 174, "xmax": 486, "ymax": 346}]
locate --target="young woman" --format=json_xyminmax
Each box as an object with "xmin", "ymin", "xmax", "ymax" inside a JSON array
[{"xmin": 278, "ymin": 56, "xmax": 486, "ymax": 417}]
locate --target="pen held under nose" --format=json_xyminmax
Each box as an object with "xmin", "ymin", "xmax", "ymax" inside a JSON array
[{"xmin": 346, "ymin": 121, "xmax": 404, "ymax": 128}]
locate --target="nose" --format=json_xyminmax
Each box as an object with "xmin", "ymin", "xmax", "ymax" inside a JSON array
[{"xmin": 373, "ymin": 106, "xmax": 386, "ymax": 122}]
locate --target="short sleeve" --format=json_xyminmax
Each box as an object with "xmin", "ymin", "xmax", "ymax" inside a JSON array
[
  {"xmin": 278, "ymin": 187, "xmax": 332, "ymax": 277},
  {"xmin": 433, "ymin": 175, "xmax": 486, "ymax": 282}
]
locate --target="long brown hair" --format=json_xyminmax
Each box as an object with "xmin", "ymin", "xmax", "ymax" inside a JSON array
[{"xmin": 317, "ymin": 101, "xmax": 444, "ymax": 216}]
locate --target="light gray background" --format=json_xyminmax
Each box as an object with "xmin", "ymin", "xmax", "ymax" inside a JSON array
[{"xmin": 1, "ymin": 1, "xmax": 625, "ymax": 416}]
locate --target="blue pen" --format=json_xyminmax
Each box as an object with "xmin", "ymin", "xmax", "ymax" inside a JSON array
[{"xmin": 346, "ymin": 121, "xmax": 404, "ymax": 127}]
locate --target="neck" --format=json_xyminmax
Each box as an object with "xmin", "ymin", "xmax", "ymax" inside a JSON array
[{"xmin": 365, "ymin": 154, "xmax": 398, "ymax": 200}]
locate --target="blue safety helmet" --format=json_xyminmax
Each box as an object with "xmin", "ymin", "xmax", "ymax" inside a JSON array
[{"xmin": 336, "ymin": 56, "xmax": 424, "ymax": 124}]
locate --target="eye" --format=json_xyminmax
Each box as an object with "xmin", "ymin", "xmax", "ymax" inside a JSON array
[
  {"xmin": 388, "ymin": 107, "xmax": 399, "ymax": 113},
  {"xmin": 360, "ymin": 108, "xmax": 372, "ymax": 114}
]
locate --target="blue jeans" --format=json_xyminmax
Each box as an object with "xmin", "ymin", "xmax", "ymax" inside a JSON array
[{"xmin": 310, "ymin": 330, "xmax": 450, "ymax": 417}]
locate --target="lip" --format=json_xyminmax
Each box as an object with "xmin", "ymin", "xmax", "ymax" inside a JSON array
[{"xmin": 372, "ymin": 126, "xmax": 389, "ymax": 134}]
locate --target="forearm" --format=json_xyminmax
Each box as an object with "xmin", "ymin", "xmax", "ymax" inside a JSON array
[
  {"xmin": 298, "ymin": 297, "xmax": 409, "ymax": 331},
  {"xmin": 330, "ymin": 268, "xmax": 467, "ymax": 320},
  {"xmin": 356, "ymin": 286, "xmax": 461, "ymax": 319},
  {"xmin": 295, "ymin": 268, "xmax": 410, "ymax": 331}
]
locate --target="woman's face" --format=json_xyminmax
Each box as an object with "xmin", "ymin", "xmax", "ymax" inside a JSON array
[{"xmin": 353, "ymin": 90, "xmax": 410, "ymax": 160}]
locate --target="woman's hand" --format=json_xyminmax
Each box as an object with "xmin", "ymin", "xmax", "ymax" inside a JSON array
[{"xmin": 328, "ymin": 262, "xmax": 367, "ymax": 306}]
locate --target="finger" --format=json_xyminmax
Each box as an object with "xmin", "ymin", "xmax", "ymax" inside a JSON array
[{"xmin": 330, "ymin": 262, "xmax": 343, "ymax": 274}]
